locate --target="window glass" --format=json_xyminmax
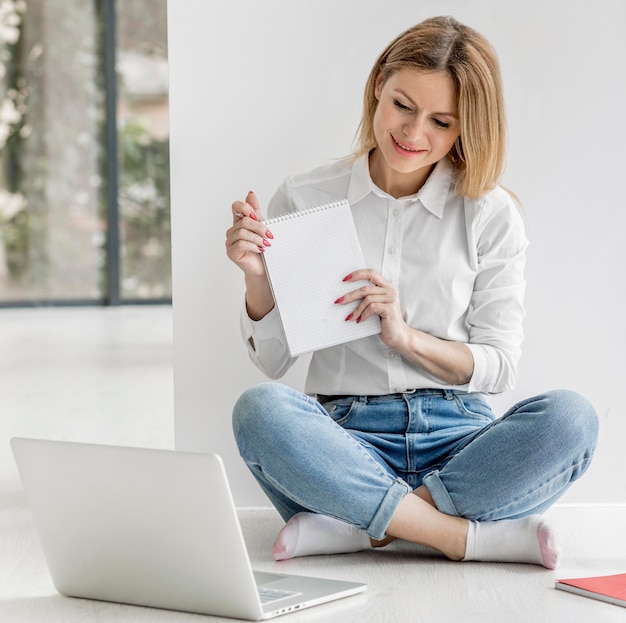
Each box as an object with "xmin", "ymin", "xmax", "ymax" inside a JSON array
[
  {"xmin": 117, "ymin": 0, "xmax": 171, "ymax": 300},
  {"xmin": 0, "ymin": 0, "xmax": 104, "ymax": 302}
]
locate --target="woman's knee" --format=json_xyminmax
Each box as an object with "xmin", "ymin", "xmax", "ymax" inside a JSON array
[
  {"xmin": 536, "ymin": 389, "xmax": 599, "ymax": 452},
  {"xmin": 232, "ymin": 381, "xmax": 289, "ymax": 437}
]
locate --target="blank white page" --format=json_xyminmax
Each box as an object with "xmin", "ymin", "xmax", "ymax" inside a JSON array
[{"xmin": 262, "ymin": 199, "xmax": 381, "ymax": 356}]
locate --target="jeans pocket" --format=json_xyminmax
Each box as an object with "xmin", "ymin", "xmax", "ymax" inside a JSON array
[
  {"xmin": 325, "ymin": 398, "xmax": 360, "ymax": 428},
  {"xmin": 451, "ymin": 393, "xmax": 495, "ymax": 422}
]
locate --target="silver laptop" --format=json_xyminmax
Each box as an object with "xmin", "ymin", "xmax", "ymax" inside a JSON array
[{"xmin": 11, "ymin": 437, "xmax": 367, "ymax": 620}]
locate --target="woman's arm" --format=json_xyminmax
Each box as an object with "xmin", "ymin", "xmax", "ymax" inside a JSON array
[
  {"xmin": 243, "ymin": 272, "xmax": 274, "ymax": 321},
  {"xmin": 338, "ymin": 269, "xmax": 474, "ymax": 385},
  {"xmin": 398, "ymin": 329, "xmax": 474, "ymax": 386},
  {"xmin": 226, "ymin": 190, "xmax": 297, "ymax": 379}
]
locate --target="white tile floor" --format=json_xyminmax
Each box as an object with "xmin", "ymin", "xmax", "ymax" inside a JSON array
[{"xmin": 1, "ymin": 306, "xmax": 624, "ymax": 622}]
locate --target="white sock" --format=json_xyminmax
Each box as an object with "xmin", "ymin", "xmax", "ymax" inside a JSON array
[
  {"xmin": 463, "ymin": 515, "xmax": 560, "ymax": 569},
  {"xmin": 272, "ymin": 512, "xmax": 372, "ymax": 561}
]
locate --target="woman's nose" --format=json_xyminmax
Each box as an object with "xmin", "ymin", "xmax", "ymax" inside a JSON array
[{"xmin": 403, "ymin": 115, "xmax": 425, "ymax": 140}]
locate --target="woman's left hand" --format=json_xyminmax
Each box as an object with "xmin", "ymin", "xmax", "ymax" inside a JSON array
[{"xmin": 337, "ymin": 269, "xmax": 408, "ymax": 349}]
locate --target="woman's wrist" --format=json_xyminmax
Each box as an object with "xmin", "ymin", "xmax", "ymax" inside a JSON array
[{"xmin": 245, "ymin": 274, "xmax": 274, "ymax": 320}]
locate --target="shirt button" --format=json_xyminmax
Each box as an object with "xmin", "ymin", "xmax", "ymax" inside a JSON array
[
  {"xmin": 393, "ymin": 208, "xmax": 401, "ymax": 217},
  {"xmin": 388, "ymin": 246, "xmax": 396, "ymax": 256}
]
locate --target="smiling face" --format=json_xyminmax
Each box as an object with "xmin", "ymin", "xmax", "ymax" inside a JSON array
[{"xmin": 369, "ymin": 68, "xmax": 461, "ymax": 198}]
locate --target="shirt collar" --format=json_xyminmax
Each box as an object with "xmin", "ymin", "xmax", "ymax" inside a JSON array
[
  {"xmin": 346, "ymin": 154, "xmax": 375, "ymax": 205},
  {"xmin": 417, "ymin": 158, "xmax": 455, "ymax": 219},
  {"xmin": 347, "ymin": 153, "xmax": 455, "ymax": 219}
]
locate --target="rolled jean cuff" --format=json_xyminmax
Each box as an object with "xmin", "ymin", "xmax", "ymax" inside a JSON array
[
  {"xmin": 366, "ymin": 477, "xmax": 412, "ymax": 540},
  {"xmin": 423, "ymin": 469, "xmax": 461, "ymax": 517}
]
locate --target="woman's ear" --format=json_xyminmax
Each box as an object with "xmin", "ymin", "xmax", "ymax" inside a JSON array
[{"xmin": 374, "ymin": 72, "xmax": 385, "ymax": 100}]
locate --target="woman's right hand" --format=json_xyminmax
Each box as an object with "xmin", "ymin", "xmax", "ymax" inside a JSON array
[{"xmin": 225, "ymin": 190, "xmax": 274, "ymax": 277}]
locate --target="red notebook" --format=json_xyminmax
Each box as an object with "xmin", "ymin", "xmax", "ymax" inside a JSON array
[{"xmin": 555, "ymin": 573, "xmax": 626, "ymax": 608}]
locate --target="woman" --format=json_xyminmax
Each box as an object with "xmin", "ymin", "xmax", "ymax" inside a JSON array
[{"xmin": 225, "ymin": 16, "xmax": 598, "ymax": 568}]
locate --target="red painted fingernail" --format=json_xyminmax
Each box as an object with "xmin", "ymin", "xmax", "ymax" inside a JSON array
[
  {"xmin": 263, "ymin": 239, "xmax": 271, "ymax": 247},
  {"xmin": 258, "ymin": 245, "xmax": 265, "ymax": 252},
  {"xmin": 265, "ymin": 229, "xmax": 274, "ymax": 239},
  {"xmin": 334, "ymin": 296, "xmax": 344, "ymax": 304},
  {"xmin": 345, "ymin": 313, "xmax": 353, "ymax": 321},
  {"xmin": 356, "ymin": 317, "xmax": 362, "ymax": 323},
  {"xmin": 249, "ymin": 212, "xmax": 258, "ymax": 221},
  {"xmin": 343, "ymin": 274, "xmax": 352, "ymax": 282}
]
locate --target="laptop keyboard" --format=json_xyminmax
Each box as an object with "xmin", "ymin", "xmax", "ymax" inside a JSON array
[{"xmin": 258, "ymin": 586, "xmax": 302, "ymax": 604}]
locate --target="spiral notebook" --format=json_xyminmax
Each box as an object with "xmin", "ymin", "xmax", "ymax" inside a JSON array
[{"xmin": 262, "ymin": 199, "xmax": 381, "ymax": 356}]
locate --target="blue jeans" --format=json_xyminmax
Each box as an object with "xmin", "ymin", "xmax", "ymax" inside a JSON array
[{"xmin": 232, "ymin": 383, "xmax": 598, "ymax": 541}]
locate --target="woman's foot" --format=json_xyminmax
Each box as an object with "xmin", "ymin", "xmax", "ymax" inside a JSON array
[
  {"xmin": 463, "ymin": 515, "xmax": 560, "ymax": 569},
  {"xmin": 272, "ymin": 513, "xmax": 372, "ymax": 561}
]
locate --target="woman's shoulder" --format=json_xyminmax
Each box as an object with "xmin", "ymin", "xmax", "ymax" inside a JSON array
[
  {"xmin": 463, "ymin": 183, "xmax": 524, "ymax": 224},
  {"xmin": 269, "ymin": 158, "xmax": 356, "ymax": 215},
  {"xmin": 282, "ymin": 158, "xmax": 354, "ymax": 192},
  {"xmin": 463, "ymin": 183, "xmax": 516, "ymax": 210},
  {"xmin": 460, "ymin": 184, "xmax": 527, "ymax": 251}
]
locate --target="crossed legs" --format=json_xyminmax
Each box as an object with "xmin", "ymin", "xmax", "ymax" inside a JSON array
[{"xmin": 233, "ymin": 384, "xmax": 598, "ymax": 568}]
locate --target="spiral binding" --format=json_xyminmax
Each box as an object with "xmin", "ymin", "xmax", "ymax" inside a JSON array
[{"xmin": 263, "ymin": 198, "xmax": 349, "ymax": 225}]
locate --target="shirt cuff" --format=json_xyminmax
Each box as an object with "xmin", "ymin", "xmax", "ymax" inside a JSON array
[
  {"xmin": 466, "ymin": 343, "xmax": 492, "ymax": 394},
  {"xmin": 240, "ymin": 303, "xmax": 283, "ymax": 341},
  {"xmin": 466, "ymin": 342, "xmax": 518, "ymax": 395}
]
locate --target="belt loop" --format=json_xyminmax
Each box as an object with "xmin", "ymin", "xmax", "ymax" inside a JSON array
[{"xmin": 443, "ymin": 389, "xmax": 455, "ymax": 400}]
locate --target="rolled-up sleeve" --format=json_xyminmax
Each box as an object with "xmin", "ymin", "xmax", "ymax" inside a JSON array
[
  {"xmin": 240, "ymin": 303, "xmax": 298, "ymax": 379},
  {"xmin": 466, "ymin": 197, "xmax": 528, "ymax": 394}
]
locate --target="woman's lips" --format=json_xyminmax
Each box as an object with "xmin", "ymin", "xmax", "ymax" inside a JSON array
[{"xmin": 391, "ymin": 134, "xmax": 425, "ymax": 156}]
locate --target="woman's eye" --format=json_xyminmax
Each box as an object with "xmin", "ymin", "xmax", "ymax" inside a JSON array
[
  {"xmin": 393, "ymin": 99, "xmax": 411, "ymax": 111},
  {"xmin": 433, "ymin": 118, "xmax": 450, "ymax": 129}
]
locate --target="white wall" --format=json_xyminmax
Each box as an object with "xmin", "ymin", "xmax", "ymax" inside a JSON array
[{"xmin": 167, "ymin": 0, "xmax": 626, "ymax": 506}]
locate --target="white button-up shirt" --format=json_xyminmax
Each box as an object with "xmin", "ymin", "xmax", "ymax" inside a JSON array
[{"xmin": 241, "ymin": 155, "xmax": 528, "ymax": 395}]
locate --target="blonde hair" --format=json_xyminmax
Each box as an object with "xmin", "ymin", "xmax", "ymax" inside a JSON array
[{"xmin": 355, "ymin": 16, "xmax": 506, "ymax": 199}]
